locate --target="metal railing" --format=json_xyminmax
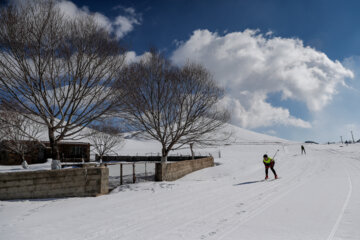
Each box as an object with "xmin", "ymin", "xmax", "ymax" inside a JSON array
[{"xmin": 105, "ymin": 161, "xmax": 157, "ymax": 189}]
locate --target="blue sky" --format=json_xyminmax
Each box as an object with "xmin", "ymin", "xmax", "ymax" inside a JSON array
[
  {"xmin": 8, "ymin": 0, "xmax": 360, "ymax": 143},
  {"xmin": 71, "ymin": 0, "xmax": 360, "ymax": 59}
]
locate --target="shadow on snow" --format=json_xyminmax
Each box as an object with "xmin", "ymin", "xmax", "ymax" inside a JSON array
[{"xmin": 233, "ymin": 180, "xmax": 264, "ymax": 186}]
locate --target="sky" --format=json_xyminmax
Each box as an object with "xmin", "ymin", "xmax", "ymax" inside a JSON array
[{"xmin": 5, "ymin": 0, "xmax": 360, "ymax": 143}]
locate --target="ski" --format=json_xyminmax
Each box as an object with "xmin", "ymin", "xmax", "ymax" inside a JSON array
[{"xmin": 262, "ymin": 177, "xmax": 280, "ymax": 182}]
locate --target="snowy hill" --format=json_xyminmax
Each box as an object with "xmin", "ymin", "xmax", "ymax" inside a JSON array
[
  {"xmin": 221, "ymin": 123, "xmax": 288, "ymax": 144},
  {"xmin": 111, "ymin": 122, "xmax": 290, "ymax": 157},
  {"xmin": 14, "ymin": 116, "xmax": 290, "ymax": 155},
  {"xmin": 40, "ymin": 122, "xmax": 289, "ymax": 156}
]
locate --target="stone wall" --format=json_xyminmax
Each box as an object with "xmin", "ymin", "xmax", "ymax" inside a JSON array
[
  {"xmin": 155, "ymin": 157, "xmax": 214, "ymax": 181},
  {"xmin": 0, "ymin": 166, "xmax": 108, "ymax": 200}
]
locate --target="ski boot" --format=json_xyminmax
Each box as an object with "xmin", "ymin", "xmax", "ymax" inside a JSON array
[
  {"xmin": 265, "ymin": 176, "xmax": 269, "ymax": 180},
  {"xmin": 275, "ymin": 175, "xmax": 278, "ymax": 179}
]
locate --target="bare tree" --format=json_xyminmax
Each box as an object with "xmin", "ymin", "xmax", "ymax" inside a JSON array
[
  {"xmin": 188, "ymin": 127, "xmax": 234, "ymax": 159},
  {"xmin": 0, "ymin": 110, "xmax": 45, "ymax": 168},
  {"xmin": 0, "ymin": 1, "xmax": 126, "ymax": 169},
  {"xmin": 116, "ymin": 51, "xmax": 230, "ymax": 162},
  {"xmin": 87, "ymin": 121, "xmax": 124, "ymax": 163}
]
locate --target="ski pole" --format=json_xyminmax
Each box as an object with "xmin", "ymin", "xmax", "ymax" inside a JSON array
[{"xmin": 272, "ymin": 149, "xmax": 279, "ymax": 159}]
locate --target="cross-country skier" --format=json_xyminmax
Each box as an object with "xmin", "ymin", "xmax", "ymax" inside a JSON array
[
  {"xmin": 263, "ymin": 154, "xmax": 278, "ymax": 180},
  {"xmin": 301, "ymin": 145, "xmax": 306, "ymax": 155}
]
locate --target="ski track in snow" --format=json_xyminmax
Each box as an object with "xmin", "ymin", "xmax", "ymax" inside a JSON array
[
  {"xmin": 331, "ymin": 154, "xmax": 360, "ymax": 240},
  {"xmin": 1, "ymin": 142, "xmax": 360, "ymax": 240},
  {"xmin": 154, "ymin": 153, "xmax": 316, "ymax": 240},
  {"xmin": 326, "ymin": 172, "xmax": 352, "ymax": 240}
]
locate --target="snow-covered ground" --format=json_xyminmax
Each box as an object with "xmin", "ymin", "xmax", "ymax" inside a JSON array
[{"xmin": 1, "ymin": 125, "xmax": 360, "ymax": 240}]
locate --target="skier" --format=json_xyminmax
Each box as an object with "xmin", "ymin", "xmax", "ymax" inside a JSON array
[
  {"xmin": 263, "ymin": 154, "xmax": 278, "ymax": 180},
  {"xmin": 301, "ymin": 145, "xmax": 306, "ymax": 155}
]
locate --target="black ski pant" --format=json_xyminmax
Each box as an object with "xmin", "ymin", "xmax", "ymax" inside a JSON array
[{"xmin": 264, "ymin": 161, "xmax": 277, "ymax": 177}]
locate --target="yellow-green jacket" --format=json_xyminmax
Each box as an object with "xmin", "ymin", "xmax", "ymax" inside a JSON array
[{"xmin": 263, "ymin": 157, "xmax": 274, "ymax": 164}]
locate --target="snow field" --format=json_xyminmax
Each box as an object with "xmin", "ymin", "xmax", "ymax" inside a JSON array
[{"xmin": 1, "ymin": 129, "xmax": 360, "ymax": 239}]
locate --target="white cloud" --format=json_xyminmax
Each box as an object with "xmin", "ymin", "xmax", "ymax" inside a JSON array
[
  {"xmin": 56, "ymin": 1, "xmax": 87, "ymax": 18},
  {"xmin": 342, "ymin": 56, "xmax": 360, "ymax": 91},
  {"xmin": 219, "ymin": 94, "xmax": 311, "ymax": 129},
  {"xmin": 124, "ymin": 51, "xmax": 151, "ymax": 64},
  {"xmin": 113, "ymin": 15, "xmax": 140, "ymax": 39},
  {"xmin": 9, "ymin": 0, "xmax": 137, "ymax": 38},
  {"xmin": 54, "ymin": 1, "xmax": 141, "ymax": 39},
  {"xmin": 171, "ymin": 29, "xmax": 353, "ymax": 129}
]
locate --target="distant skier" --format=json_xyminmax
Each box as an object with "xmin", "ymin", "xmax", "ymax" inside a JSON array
[
  {"xmin": 263, "ymin": 154, "xmax": 278, "ymax": 180},
  {"xmin": 301, "ymin": 145, "xmax": 306, "ymax": 155}
]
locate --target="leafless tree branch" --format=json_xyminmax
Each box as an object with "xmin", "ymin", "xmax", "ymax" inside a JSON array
[
  {"xmin": 115, "ymin": 50, "xmax": 230, "ymax": 162},
  {"xmin": 0, "ymin": 109, "xmax": 46, "ymax": 167},
  {"xmin": 86, "ymin": 121, "xmax": 124, "ymax": 162},
  {"xmin": 0, "ymin": 0, "xmax": 126, "ymax": 166}
]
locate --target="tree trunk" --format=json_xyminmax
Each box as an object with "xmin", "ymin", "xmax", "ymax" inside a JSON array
[
  {"xmin": 49, "ymin": 128, "xmax": 61, "ymax": 170},
  {"xmin": 21, "ymin": 154, "xmax": 28, "ymax": 169},
  {"xmin": 49, "ymin": 128, "xmax": 60, "ymax": 160},
  {"xmin": 161, "ymin": 147, "xmax": 168, "ymax": 163},
  {"xmin": 190, "ymin": 143, "xmax": 194, "ymax": 160},
  {"xmin": 161, "ymin": 155, "xmax": 168, "ymax": 163}
]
